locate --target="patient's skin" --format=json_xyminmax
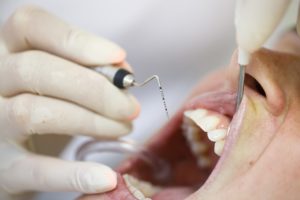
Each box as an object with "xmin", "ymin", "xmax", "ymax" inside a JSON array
[
  {"xmin": 79, "ymin": 31, "xmax": 300, "ymax": 200},
  {"xmin": 188, "ymin": 36, "xmax": 300, "ymax": 200}
]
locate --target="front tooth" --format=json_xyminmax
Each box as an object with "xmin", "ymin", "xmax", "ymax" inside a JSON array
[
  {"xmin": 184, "ymin": 109, "xmax": 219, "ymax": 132},
  {"xmin": 184, "ymin": 108, "xmax": 231, "ymax": 134},
  {"xmin": 184, "ymin": 109, "xmax": 207, "ymax": 122},
  {"xmin": 214, "ymin": 140, "xmax": 225, "ymax": 156},
  {"xmin": 196, "ymin": 116, "xmax": 220, "ymax": 132},
  {"xmin": 207, "ymin": 129, "xmax": 227, "ymax": 142}
]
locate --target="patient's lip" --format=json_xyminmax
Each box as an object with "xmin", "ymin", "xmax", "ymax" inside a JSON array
[
  {"xmin": 80, "ymin": 174, "xmax": 137, "ymax": 200},
  {"xmin": 185, "ymin": 91, "xmax": 236, "ymax": 116}
]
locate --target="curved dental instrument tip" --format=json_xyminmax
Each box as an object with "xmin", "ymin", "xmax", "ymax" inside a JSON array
[
  {"xmin": 94, "ymin": 66, "xmax": 170, "ymax": 119},
  {"xmin": 133, "ymin": 75, "xmax": 169, "ymax": 119}
]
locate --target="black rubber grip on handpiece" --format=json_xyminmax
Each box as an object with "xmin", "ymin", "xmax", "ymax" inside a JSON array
[{"xmin": 113, "ymin": 69, "xmax": 132, "ymax": 89}]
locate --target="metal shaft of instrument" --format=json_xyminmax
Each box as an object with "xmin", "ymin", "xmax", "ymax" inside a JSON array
[
  {"xmin": 133, "ymin": 75, "xmax": 169, "ymax": 119},
  {"xmin": 236, "ymin": 64, "xmax": 246, "ymax": 111}
]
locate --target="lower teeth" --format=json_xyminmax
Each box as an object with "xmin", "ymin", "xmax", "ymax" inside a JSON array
[{"xmin": 123, "ymin": 174, "xmax": 161, "ymax": 199}]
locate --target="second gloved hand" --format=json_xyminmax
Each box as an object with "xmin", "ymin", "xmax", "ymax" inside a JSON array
[{"xmin": 0, "ymin": 5, "xmax": 140, "ymax": 196}]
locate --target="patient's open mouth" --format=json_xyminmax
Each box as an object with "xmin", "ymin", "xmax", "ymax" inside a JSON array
[
  {"xmin": 106, "ymin": 90, "xmax": 241, "ymax": 199},
  {"xmin": 104, "ymin": 72, "xmax": 267, "ymax": 200},
  {"xmin": 79, "ymin": 69, "xmax": 271, "ymax": 200},
  {"xmin": 85, "ymin": 68, "xmax": 268, "ymax": 200}
]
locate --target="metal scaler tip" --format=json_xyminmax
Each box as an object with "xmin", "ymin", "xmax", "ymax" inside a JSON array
[
  {"xmin": 236, "ymin": 64, "xmax": 246, "ymax": 111},
  {"xmin": 134, "ymin": 75, "xmax": 170, "ymax": 119},
  {"xmin": 94, "ymin": 66, "xmax": 170, "ymax": 119}
]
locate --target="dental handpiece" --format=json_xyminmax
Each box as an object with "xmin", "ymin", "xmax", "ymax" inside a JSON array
[
  {"xmin": 94, "ymin": 66, "xmax": 136, "ymax": 89},
  {"xmin": 234, "ymin": 0, "xmax": 292, "ymax": 110},
  {"xmin": 94, "ymin": 65, "xmax": 169, "ymax": 118}
]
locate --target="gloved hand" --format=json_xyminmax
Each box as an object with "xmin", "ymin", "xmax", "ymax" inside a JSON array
[{"xmin": 0, "ymin": 5, "xmax": 140, "ymax": 196}]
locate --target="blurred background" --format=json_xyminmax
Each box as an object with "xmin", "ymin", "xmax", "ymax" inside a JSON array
[{"xmin": 0, "ymin": 0, "xmax": 297, "ymax": 199}]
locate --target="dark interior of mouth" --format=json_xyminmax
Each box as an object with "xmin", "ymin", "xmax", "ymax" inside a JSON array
[
  {"xmin": 245, "ymin": 73, "xmax": 266, "ymax": 97},
  {"xmin": 117, "ymin": 108, "xmax": 233, "ymax": 197}
]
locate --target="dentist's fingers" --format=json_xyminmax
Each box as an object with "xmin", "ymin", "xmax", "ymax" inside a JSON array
[
  {"xmin": 1, "ymin": 5, "xmax": 125, "ymax": 65},
  {"xmin": 0, "ymin": 51, "xmax": 139, "ymax": 120},
  {"xmin": 0, "ymin": 94, "xmax": 132, "ymax": 140},
  {"xmin": 0, "ymin": 153, "xmax": 117, "ymax": 194}
]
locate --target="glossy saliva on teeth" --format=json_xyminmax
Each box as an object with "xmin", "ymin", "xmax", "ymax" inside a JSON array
[{"xmin": 183, "ymin": 108, "xmax": 230, "ymax": 157}]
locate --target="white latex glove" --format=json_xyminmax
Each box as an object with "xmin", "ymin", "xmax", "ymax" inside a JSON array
[{"xmin": 0, "ymin": 5, "xmax": 140, "ymax": 196}]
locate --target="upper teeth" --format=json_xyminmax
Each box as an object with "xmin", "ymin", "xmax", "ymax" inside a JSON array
[
  {"xmin": 207, "ymin": 129, "xmax": 227, "ymax": 142},
  {"xmin": 214, "ymin": 140, "xmax": 226, "ymax": 156},
  {"xmin": 182, "ymin": 112, "xmax": 211, "ymax": 168},
  {"xmin": 183, "ymin": 108, "xmax": 230, "ymax": 157}
]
